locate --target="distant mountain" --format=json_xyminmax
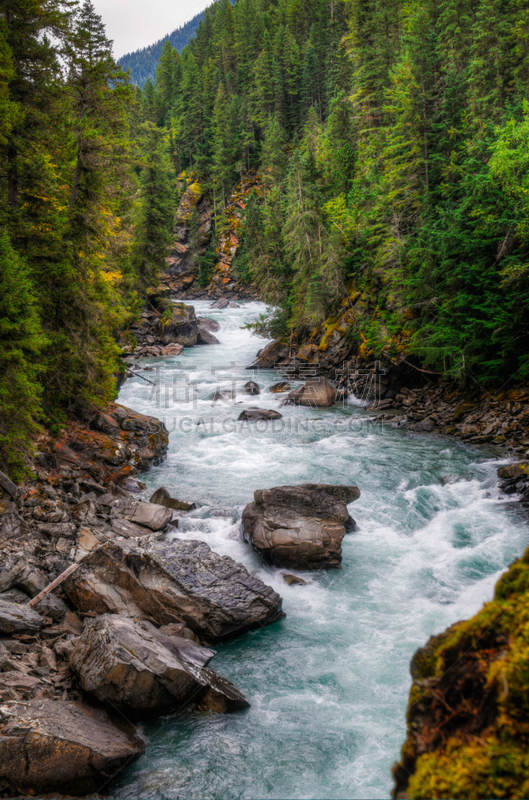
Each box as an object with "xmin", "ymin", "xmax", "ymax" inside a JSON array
[{"xmin": 118, "ymin": 10, "xmax": 205, "ymax": 88}]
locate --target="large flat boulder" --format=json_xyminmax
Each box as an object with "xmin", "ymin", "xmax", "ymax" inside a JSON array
[
  {"xmin": 285, "ymin": 377, "xmax": 337, "ymax": 407},
  {"xmin": 64, "ymin": 538, "xmax": 285, "ymax": 644},
  {"xmin": 241, "ymin": 484, "xmax": 361, "ymax": 570},
  {"xmin": 0, "ymin": 699, "xmax": 145, "ymax": 796},
  {"xmin": 0, "ymin": 599, "xmax": 43, "ymax": 634},
  {"xmin": 121, "ymin": 499, "xmax": 173, "ymax": 531},
  {"xmin": 70, "ymin": 614, "xmax": 249, "ymax": 717}
]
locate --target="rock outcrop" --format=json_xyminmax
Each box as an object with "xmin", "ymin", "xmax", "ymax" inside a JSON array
[
  {"xmin": 497, "ymin": 461, "xmax": 529, "ymax": 502},
  {"xmin": 247, "ymin": 338, "xmax": 290, "ymax": 370},
  {"xmin": 242, "ymin": 484, "xmax": 360, "ymax": 570},
  {"xmin": 164, "ymin": 172, "xmax": 260, "ymax": 301},
  {"xmin": 0, "ymin": 699, "xmax": 146, "ymax": 796},
  {"xmin": 70, "ymin": 614, "xmax": 249, "ymax": 718},
  {"xmin": 64, "ymin": 537, "xmax": 285, "ymax": 644}
]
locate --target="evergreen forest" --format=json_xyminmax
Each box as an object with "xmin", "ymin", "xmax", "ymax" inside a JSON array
[{"xmin": 1, "ymin": 0, "xmax": 529, "ymax": 476}]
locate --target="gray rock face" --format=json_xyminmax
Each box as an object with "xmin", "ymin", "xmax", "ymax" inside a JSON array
[
  {"xmin": 210, "ymin": 298, "xmax": 229, "ymax": 309},
  {"xmin": 150, "ymin": 487, "xmax": 196, "ymax": 511},
  {"xmin": 242, "ymin": 484, "xmax": 361, "ymax": 570},
  {"xmin": 0, "ymin": 699, "xmax": 145, "ymax": 796},
  {"xmin": 284, "ymin": 377, "xmax": 337, "ymax": 407},
  {"xmin": 64, "ymin": 538, "xmax": 285, "ymax": 644},
  {"xmin": 197, "ymin": 325, "xmax": 220, "ymax": 345},
  {"xmin": 247, "ymin": 338, "xmax": 290, "ymax": 370},
  {"xmin": 238, "ymin": 408, "xmax": 282, "ymax": 421},
  {"xmin": 121, "ymin": 499, "xmax": 173, "ymax": 531},
  {"xmin": 198, "ymin": 317, "xmax": 221, "ymax": 332},
  {"xmin": 0, "ymin": 599, "xmax": 43, "ymax": 634},
  {"xmin": 70, "ymin": 614, "xmax": 249, "ymax": 718},
  {"xmin": 155, "ymin": 303, "xmax": 198, "ymax": 346},
  {"xmin": 243, "ymin": 381, "xmax": 260, "ymax": 395},
  {"xmin": 0, "ymin": 471, "xmax": 17, "ymax": 499}
]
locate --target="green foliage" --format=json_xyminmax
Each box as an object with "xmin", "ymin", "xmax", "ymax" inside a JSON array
[
  {"xmin": 0, "ymin": 229, "xmax": 46, "ymax": 479},
  {"xmin": 135, "ymin": 121, "xmax": 175, "ymax": 285},
  {"xmin": 0, "ymin": 0, "xmax": 176, "ymax": 479}
]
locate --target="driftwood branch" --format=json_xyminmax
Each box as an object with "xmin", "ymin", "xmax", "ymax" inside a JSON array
[
  {"xmin": 125, "ymin": 369, "xmax": 156, "ymax": 385},
  {"xmin": 28, "ymin": 563, "xmax": 79, "ymax": 608},
  {"xmin": 399, "ymin": 358, "xmax": 443, "ymax": 377}
]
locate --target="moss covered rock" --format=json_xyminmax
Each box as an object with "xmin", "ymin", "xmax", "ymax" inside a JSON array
[{"xmin": 394, "ymin": 545, "xmax": 529, "ymax": 799}]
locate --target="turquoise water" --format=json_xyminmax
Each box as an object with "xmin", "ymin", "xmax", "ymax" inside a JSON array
[{"xmin": 113, "ymin": 301, "xmax": 529, "ymax": 800}]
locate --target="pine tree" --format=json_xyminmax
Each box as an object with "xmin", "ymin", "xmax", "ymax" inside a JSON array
[
  {"xmin": 0, "ymin": 229, "xmax": 46, "ymax": 479},
  {"xmin": 135, "ymin": 122, "xmax": 175, "ymax": 285}
]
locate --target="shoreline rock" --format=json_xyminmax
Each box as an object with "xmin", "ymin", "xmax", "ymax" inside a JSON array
[
  {"xmin": 63, "ymin": 537, "xmax": 285, "ymax": 644},
  {"xmin": 70, "ymin": 614, "xmax": 249, "ymax": 719},
  {"xmin": 0, "ymin": 699, "xmax": 146, "ymax": 796}
]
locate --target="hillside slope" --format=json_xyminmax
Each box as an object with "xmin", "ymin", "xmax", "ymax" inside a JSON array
[{"xmin": 118, "ymin": 10, "xmax": 205, "ymax": 87}]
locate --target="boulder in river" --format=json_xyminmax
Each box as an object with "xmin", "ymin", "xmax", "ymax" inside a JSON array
[
  {"xmin": 70, "ymin": 614, "xmax": 249, "ymax": 718},
  {"xmin": 247, "ymin": 338, "xmax": 290, "ymax": 370},
  {"xmin": 241, "ymin": 484, "xmax": 360, "ymax": 570},
  {"xmin": 64, "ymin": 537, "xmax": 285, "ymax": 644},
  {"xmin": 238, "ymin": 408, "xmax": 282, "ymax": 421},
  {"xmin": 210, "ymin": 298, "xmax": 229, "ymax": 309},
  {"xmin": 269, "ymin": 381, "xmax": 291, "ymax": 393},
  {"xmin": 150, "ymin": 486, "xmax": 196, "ymax": 511},
  {"xmin": 284, "ymin": 377, "xmax": 337, "ymax": 407},
  {"xmin": 198, "ymin": 316, "xmax": 221, "ymax": 332},
  {"xmin": 155, "ymin": 303, "xmax": 198, "ymax": 347},
  {"xmin": 0, "ymin": 699, "xmax": 146, "ymax": 796},
  {"xmin": 197, "ymin": 325, "xmax": 220, "ymax": 345},
  {"xmin": 243, "ymin": 380, "xmax": 260, "ymax": 395},
  {"xmin": 121, "ymin": 499, "xmax": 173, "ymax": 531}
]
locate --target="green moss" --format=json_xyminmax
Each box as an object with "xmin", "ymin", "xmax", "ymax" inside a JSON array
[{"xmin": 398, "ymin": 543, "xmax": 529, "ymax": 799}]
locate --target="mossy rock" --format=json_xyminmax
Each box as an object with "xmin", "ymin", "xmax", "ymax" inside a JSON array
[{"xmin": 395, "ymin": 542, "xmax": 529, "ymax": 799}]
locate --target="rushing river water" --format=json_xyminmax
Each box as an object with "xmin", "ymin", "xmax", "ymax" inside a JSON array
[{"xmin": 113, "ymin": 301, "xmax": 529, "ymax": 800}]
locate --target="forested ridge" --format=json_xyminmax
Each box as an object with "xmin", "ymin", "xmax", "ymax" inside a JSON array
[
  {"xmin": 2, "ymin": 0, "xmax": 529, "ymax": 478},
  {"xmin": 143, "ymin": 0, "xmax": 529, "ymax": 384},
  {"xmin": 118, "ymin": 10, "xmax": 206, "ymax": 88}
]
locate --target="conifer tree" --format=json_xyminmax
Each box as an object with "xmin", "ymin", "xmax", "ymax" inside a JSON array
[
  {"xmin": 0, "ymin": 229, "xmax": 46, "ymax": 479},
  {"xmin": 135, "ymin": 122, "xmax": 175, "ymax": 285}
]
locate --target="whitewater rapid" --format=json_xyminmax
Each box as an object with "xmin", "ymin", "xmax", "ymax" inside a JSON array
[{"xmin": 112, "ymin": 301, "xmax": 529, "ymax": 800}]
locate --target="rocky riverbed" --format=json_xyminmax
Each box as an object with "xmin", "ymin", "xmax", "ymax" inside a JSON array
[
  {"xmin": 2, "ymin": 299, "xmax": 528, "ymax": 799},
  {"xmin": 0, "ymin": 396, "xmax": 288, "ymax": 797}
]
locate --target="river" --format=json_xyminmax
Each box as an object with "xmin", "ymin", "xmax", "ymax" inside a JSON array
[{"xmin": 112, "ymin": 300, "xmax": 529, "ymax": 800}]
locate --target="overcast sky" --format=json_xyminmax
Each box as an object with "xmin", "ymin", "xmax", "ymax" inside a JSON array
[{"xmin": 93, "ymin": 0, "xmax": 211, "ymax": 58}]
